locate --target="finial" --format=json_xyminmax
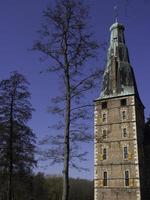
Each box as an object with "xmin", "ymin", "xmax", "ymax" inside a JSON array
[{"xmin": 114, "ymin": 5, "xmax": 118, "ymax": 23}]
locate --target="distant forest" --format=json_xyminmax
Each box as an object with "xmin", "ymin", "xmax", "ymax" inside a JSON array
[
  {"xmin": 0, "ymin": 172, "xmax": 94, "ymax": 200},
  {"xmin": 32, "ymin": 173, "xmax": 94, "ymax": 200}
]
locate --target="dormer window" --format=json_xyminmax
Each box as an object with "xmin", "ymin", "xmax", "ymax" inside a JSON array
[{"xmin": 113, "ymin": 37, "xmax": 117, "ymax": 42}]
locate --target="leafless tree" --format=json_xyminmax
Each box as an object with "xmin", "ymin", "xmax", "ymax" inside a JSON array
[{"xmin": 33, "ymin": 1, "xmax": 102, "ymax": 200}]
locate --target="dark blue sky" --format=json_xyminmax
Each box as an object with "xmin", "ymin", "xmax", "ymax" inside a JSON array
[{"xmin": 0, "ymin": 0, "xmax": 150, "ymax": 179}]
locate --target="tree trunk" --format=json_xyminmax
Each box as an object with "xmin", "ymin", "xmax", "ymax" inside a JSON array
[
  {"xmin": 62, "ymin": 68, "xmax": 71, "ymax": 200},
  {"xmin": 8, "ymin": 99, "xmax": 13, "ymax": 200}
]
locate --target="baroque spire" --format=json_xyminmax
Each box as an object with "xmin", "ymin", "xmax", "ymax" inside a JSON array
[{"xmin": 100, "ymin": 22, "xmax": 139, "ymax": 99}]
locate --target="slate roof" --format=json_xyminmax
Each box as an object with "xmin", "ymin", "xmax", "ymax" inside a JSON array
[{"xmin": 99, "ymin": 22, "xmax": 140, "ymax": 100}]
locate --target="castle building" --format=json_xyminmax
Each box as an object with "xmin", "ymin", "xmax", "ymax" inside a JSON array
[{"xmin": 94, "ymin": 21, "xmax": 146, "ymax": 200}]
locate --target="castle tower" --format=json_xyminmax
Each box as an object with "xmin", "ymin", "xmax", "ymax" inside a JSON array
[{"xmin": 94, "ymin": 22, "xmax": 145, "ymax": 200}]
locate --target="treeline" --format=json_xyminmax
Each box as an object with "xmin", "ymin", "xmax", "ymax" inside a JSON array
[
  {"xmin": 0, "ymin": 172, "xmax": 93, "ymax": 200},
  {"xmin": 32, "ymin": 173, "xmax": 94, "ymax": 200}
]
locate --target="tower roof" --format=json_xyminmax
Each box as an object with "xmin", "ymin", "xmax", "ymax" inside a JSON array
[{"xmin": 99, "ymin": 22, "xmax": 139, "ymax": 99}]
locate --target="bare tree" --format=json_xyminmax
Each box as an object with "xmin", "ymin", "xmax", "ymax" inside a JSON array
[{"xmin": 33, "ymin": 1, "xmax": 102, "ymax": 200}]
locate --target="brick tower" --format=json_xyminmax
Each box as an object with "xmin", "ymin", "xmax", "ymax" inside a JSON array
[{"xmin": 94, "ymin": 22, "xmax": 145, "ymax": 200}]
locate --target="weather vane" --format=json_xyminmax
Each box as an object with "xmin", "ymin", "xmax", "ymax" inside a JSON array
[{"xmin": 114, "ymin": 5, "xmax": 119, "ymax": 22}]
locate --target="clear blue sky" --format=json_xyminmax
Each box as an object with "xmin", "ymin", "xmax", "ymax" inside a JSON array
[{"xmin": 0, "ymin": 0, "xmax": 150, "ymax": 179}]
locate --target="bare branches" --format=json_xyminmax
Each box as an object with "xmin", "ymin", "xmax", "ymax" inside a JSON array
[
  {"xmin": 33, "ymin": 1, "xmax": 101, "ymax": 199},
  {"xmin": 32, "ymin": 41, "xmax": 65, "ymax": 72},
  {"xmin": 71, "ymin": 104, "xmax": 94, "ymax": 111},
  {"xmin": 70, "ymin": 70, "xmax": 101, "ymax": 94}
]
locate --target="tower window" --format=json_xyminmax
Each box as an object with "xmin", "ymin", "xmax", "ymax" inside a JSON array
[
  {"xmin": 103, "ymin": 171, "xmax": 108, "ymax": 186},
  {"xmin": 125, "ymin": 171, "xmax": 129, "ymax": 186},
  {"xmin": 102, "ymin": 113, "xmax": 107, "ymax": 123},
  {"xmin": 123, "ymin": 146, "xmax": 128, "ymax": 159},
  {"xmin": 103, "ymin": 148, "xmax": 107, "ymax": 160},
  {"xmin": 122, "ymin": 110, "xmax": 126, "ymax": 120},
  {"xmin": 102, "ymin": 129, "xmax": 107, "ymax": 139},
  {"xmin": 121, "ymin": 99, "xmax": 127, "ymax": 106},
  {"xmin": 113, "ymin": 37, "xmax": 117, "ymax": 42},
  {"xmin": 123, "ymin": 128, "xmax": 127, "ymax": 137},
  {"xmin": 102, "ymin": 102, "xmax": 107, "ymax": 109}
]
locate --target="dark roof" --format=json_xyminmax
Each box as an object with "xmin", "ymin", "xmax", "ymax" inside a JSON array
[{"xmin": 98, "ymin": 22, "xmax": 140, "ymax": 100}]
